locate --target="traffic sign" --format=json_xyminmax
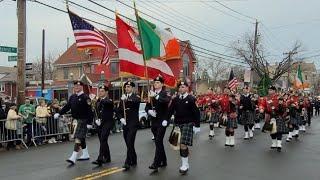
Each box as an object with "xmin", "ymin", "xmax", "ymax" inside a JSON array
[
  {"xmin": 8, "ymin": 56, "xmax": 17, "ymax": 62},
  {"xmin": 26, "ymin": 63, "xmax": 33, "ymax": 71},
  {"xmin": 0, "ymin": 46, "xmax": 17, "ymax": 53}
]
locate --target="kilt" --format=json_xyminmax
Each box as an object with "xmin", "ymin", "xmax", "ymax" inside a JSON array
[
  {"xmin": 73, "ymin": 119, "xmax": 88, "ymax": 139},
  {"xmin": 255, "ymin": 112, "xmax": 264, "ymax": 123},
  {"xmin": 210, "ymin": 112, "xmax": 220, "ymax": 124},
  {"xmin": 226, "ymin": 117, "xmax": 238, "ymax": 129},
  {"xmin": 290, "ymin": 117, "xmax": 300, "ymax": 126},
  {"xmin": 241, "ymin": 110, "xmax": 255, "ymax": 125},
  {"xmin": 276, "ymin": 117, "xmax": 288, "ymax": 134},
  {"xmin": 179, "ymin": 123, "xmax": 194, "ymax": 146}
]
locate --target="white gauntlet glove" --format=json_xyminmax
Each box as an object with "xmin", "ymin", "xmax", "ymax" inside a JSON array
[
  {"xmin": 148, "ymin": 90, "xmax": 156, "ymax": 97},
  {"xmin": 54, "ymin": 113, "xmax": 60, "ymax": 120},
  {"xmin": 87, "ymin": 124, "xmax": 93, "ymax": 129},
  {"xmin": 162, "ymin": 120, "xmax": 168, "ymax": 127},
  {"xmin": 193, "ymin": 127, "xmax": 201, "ymax": 134},
  {"xmin": 95, "ymin": 119, "xmax": 101, "ymax": 126},
  {"xmin": 120, "ymin": 118, "xmax": 127, "ymax": 125},
  {"xmin": 121, "ymin": 94, "xmax": 127, "ymax": 101},
  {"xmin": 148, "ymin": 110, "xmax": 157, "ymax": 117}
]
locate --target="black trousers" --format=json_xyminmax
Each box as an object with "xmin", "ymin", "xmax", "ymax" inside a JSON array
[
  {"xmin": 151, "ymin": 125, "xmax": 167, "ymax": 166},
  {"xmin": 123, "ymin": 126, "xmax": 138, "ymax": 165},
  {"xmin": 315, "ymin": 107, "xmax": 320, "ymax": 116},
  {"xmin": 24, "ymin": 123, "xmax": 32, "ymax": 144},
  {"xmin": 97, "ymin": 123, "xmax": 113, "ymax": 161},
  {"xmin": 270, "ymin": 133, "xmax": 282, "ymax": 140}
]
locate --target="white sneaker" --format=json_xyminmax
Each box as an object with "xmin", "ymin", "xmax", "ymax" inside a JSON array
[
  {"xmin": 244, "ymin": 132, "xmax": 249, "ymax": 139},
  {"xmin": 179, "ymin": 157, "xmax": 189, "ymax": 174},
  {"xmin": 286, "ymin": 132, "xmax": 292, "ymax": 142},
  {"xmin": 209, "ymin": 130, "xmax": 215, "ymax": 138},
  {"xmin": 66, "ymin": 151, "xmax": 78, "ymax": 165},
  {"xmin": 271, "ymin": 140, "xmax": 277, "ymax": 149},
  {"xmin": 277, "ymin": 140, "xmax": 282, "ymax": 152},
  {"xmin": 77, "ymin": 148, "xmax": 90, "ymax": 161},
  {"xmin": 249, "ymin": 130, "xmax": 254, "ymax": 138}
]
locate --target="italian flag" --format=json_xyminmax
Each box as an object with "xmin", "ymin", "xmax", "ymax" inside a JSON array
[
  {"xmin": 137, "ymin": 16, "xmax": 180, "ymax": 61},
  {"xmin": 116, "ymin": 15, "xmax": 176, "ymax": 87},
  {"xmin": 294, "ymin": 64, "xmax": 303, "ymax": 88}
]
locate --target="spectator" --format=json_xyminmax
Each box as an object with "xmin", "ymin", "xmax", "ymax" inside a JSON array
[
  {"xmin": 35, "ymin": 99, "xmax": 50, "ymax": 145},
  {"xmin": 0, "ymin": 100, "xmax": 6, "ymax": 151},
  {"xmin": 315, "ymin": 97, "xmax": 320, "ymax": 116},
  {"xmin": 5, "ymin": 103, "xmax": 23, "ymax": 150},
  {"xmin": 18, "ymin": 98, "xmax": 36, "ymax": 146}
]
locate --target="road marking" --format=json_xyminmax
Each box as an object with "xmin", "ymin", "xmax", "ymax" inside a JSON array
[{"xmin": 73, "ymin": 167, "xmax": 123, "ymax": 180}]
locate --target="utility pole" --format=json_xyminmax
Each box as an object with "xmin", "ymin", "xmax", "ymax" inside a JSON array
[
  {"xmin": 17, "ymin": 0, "xmax": 26, "ymax": 106},
  {"xmin": 285, "ymin": 51, "xmax": 298, "ymax": 89},
  {"xmin": 250, "ymin": 20, "xmax": 259, "ymax": 88},
  {"xmin": 41, "ymin": 29, "xmax": 45, "ymax": 97}
]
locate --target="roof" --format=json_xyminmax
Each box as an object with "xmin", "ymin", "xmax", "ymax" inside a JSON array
[{"xmin": 0, "ymin": 66, "xmax": 17, "ymax": 82}]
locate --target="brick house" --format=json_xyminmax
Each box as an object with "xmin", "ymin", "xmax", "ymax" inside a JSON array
[{"xmin": 0, "ymin": 66, "xmax": 17, "ymax": 100}]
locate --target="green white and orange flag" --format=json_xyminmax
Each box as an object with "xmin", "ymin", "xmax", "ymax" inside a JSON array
[
  {"xmin": 294, "ymin": 64, "xmax": 304, "ymax": 88},
  {"xmin": 137, "ymin": 16, "xmax": 180, "ymax": 61}
]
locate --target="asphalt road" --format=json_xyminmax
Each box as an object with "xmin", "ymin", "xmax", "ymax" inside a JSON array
[{"xmin": 1, "ymin": 117, "xmax": 320, "ymax": 180}]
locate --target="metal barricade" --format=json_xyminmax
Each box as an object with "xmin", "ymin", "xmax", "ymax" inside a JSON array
[
  {"xmin": 31, "ymin": 114, "xmax": 72, "ymax": 147},
  {"xmin": 0, "ymin": 119, "xmax": 28, "ymax": 149}
]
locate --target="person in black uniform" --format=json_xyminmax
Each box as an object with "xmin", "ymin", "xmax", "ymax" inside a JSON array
[
  {"xmin": 168, "ymin": 80, "xmax": 200, "ymax": 175},
  {"xmin": 117, "ymin": 80, "xmax": 141, "ymax": 171},
  {"xmin": 54, "ymin": 80, "xmax": 93, "ymax": 165},
  {"xmin": 146, "ymin": 75, "xmax": 171, "ymax": 172},
  {"xmin": 92, "ymin": 85, "xmax": 114, "ymax": 166},
  {"xmin": 239, "ymin": 86, "xmax": 255, "ymax": 139}
]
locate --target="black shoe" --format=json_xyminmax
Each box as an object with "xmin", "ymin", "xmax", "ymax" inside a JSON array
[
  {"xmin": 149, "ymin": 164, "xmax": 158, "ymax": 171},
  {"xmin": 159, "ymin": 162, "xmax": 167, "ymax": 168},
  {"xmin": 225, "ymin": 144, "xmax": 229, "ymax": 147},
  {"xmin": 66, "ymin": 159, "xmax": 75, "ymax": 165},
  {"xmin": 179, "ymin": 168, "xmax": 188, "ymax": 175},
  {"xmin": 277, "ymin": 147, "xmax": 282, "ymax": 152},
  {"xmin": 122, "ymin": 164, "xmax": 130, "ymax": 171},
  {"xmin": 103, "ymin": 159, "xmax": 111, "ymax": 164},
  {"xmin": 209, "ymin": 135, "xmax": 214, "ymax": 140},
  {"xmin": 270, "ymin": 146, "xmax": 276, "ymax": 149},
  {"xmin": 92, "ymin": 160, "xmax": 103, "ymax": 166},
  {"xmin": 130, "ymin": 162, "xmax": 137, "ymax": 167}
]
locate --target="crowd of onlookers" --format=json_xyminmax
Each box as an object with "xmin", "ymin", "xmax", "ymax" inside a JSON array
[{"xmin": 0, "ymin": 97, "xmax": 124, "ymax": 152}]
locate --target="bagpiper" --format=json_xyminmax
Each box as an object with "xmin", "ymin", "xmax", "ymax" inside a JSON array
[
  {"xmin": 117, "ymin": 80, "xmax": 141, "ymax": 171},
  {"xmin": 54, "ymin": 80, "xmax": 94, "ymax": 166},
  {"xmin": 223, "ymin": 94, "xmax": 238, "ymax": 147},
  {"xmin": 92, "ymin": 85, "xmax": 114, "ymax": 166},
  {"xmin": 239, "ymin": 86, "xmax": 255, "ymax": 139},
  {"xmin": 146, "ymin": 75, "xmax": 171, "ymax": 172},
  {"xmin": 168, "ymin": 80, "xmax": 200, "ymax": 175}
]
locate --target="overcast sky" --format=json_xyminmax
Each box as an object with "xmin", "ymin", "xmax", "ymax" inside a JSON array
[{"xmin": 0, "ymin": 0, "xmax": 319, "ymax": 68}]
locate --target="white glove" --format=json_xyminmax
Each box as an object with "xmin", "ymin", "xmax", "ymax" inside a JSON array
[
  {"xmin": 87, "ymin": 124, "xmax": 93, "ymax": 129},
  {"xmin": 148, "ymin": 110, "xmax": 157, "ymax": 117},
  {"xmin": 162, "ymin": 120, "xmax": 168, "ymax": 127},
  {"xmin": 95, "ymin": 119, "xmax": 101, "ymax": 126},
  {"xmin": 193, "ymin": 127, "xmax": 200, "ymax": 134},
  {"xmin": 54, "ymin": 113, "xmax": 60, "ymax": 120},
  {"xmin": 120, "ymin": 118, "xmax": 127, "ymax": 125},
  {"xmin": 121, "ymin": 94, "xmax": 127, "ymax": 101},
  {"xmin": 155, "ymin": 94, "xmax": 160, "ymax": 100},
  {"xmin": 148, "ymin": 90, "xmax": 156, "ymax": 97}
]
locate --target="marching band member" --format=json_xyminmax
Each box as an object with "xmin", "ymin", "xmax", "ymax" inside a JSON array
[
  {"xmin": 271, "ymin": 97, "xmax": 288, "ymax": 152},
  {"xmin": 92, "ymin": 85, "xmax": 114, "ymax": 166},
  {"xmin": 146, "ymin": 75, "xmax": 171, "ymax": 172},
  {"xmin": 168, "ymin": 80, "xmax": 200, "ymax": 175},
  {"xmin": 117, "ymin": 80, "xmax": 141, "ymax": 171},
  {"xmin": 54, "ymin": 80, "xmax": 93, "ymax": 166},
  {"xmin": 224, "ymin": 94, "xmax": 238, "ymax": 147},
  {"xmin": 239, "ymin": 86, "xmax": 255, "ymax": 139}
]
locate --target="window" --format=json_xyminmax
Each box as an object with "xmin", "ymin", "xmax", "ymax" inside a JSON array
[
  {"xmin": 305, "ymin": 75, "xmax": 308, "ymax": 80},
  {"xmin": 63, "ymin": 67, "xmax": 69, "ymax": 80},
  {"xmin": 0, "ymin": 83, "xmax": 5, "ymax": 92},
  {"xmin": 182, "ymin": 54, "xmax": 190, "ymax": 77},
  {"xmin": 79, "ymin": 66, "xmax": 83, "ymax": 76},
  {"xmin": 111, "ymin": 62, "xmax": 119, "ymax": 75}
]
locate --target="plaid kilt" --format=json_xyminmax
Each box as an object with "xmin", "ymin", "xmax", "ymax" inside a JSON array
[
  {"xmin": 226, "ymin": 117, "xmax": 238, "ymax": 129},
  {"xmin": 179, "ymin": 123, "xmax": 194, "ymax": 146},
  {"xmin": 74, "ymin": 119, "xmax": 88, "ymax": 139},
  {"xmin": 241, "ymin": 110, "xmax": 255, "ymax": 125},
  {"xmin": 210, "ymin": 112, "xmax": 220, "ymax": 124},
  {"xmin": 276, "ymin": 117, "xmax": 288, "ymax": 134},
  {"xmin": 255, "ymin": 112, "xmax": 264, "ymax": 123},
  {"xmin": 290, "ymin": 117, "xmax": 299, "ymax": 126}
]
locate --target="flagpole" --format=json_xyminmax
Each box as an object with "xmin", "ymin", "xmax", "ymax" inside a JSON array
[{"xmin": 134, "ymin": 2, "xmax": 152, "ymax": 105}]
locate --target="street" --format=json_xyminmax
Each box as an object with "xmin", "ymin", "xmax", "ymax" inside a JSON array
[{"xmin": 0, "ymin": 117, "xmax": 320, "ymax": 180}]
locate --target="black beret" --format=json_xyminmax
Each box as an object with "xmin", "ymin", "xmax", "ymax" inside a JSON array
[
  {"xmin": 9, "ymin": 103, "xmax": 17, "ymax": 107},
  {"xmin": 208, "ymin": 87, "xmax": 213, "ymax": 91},
  {"xmin": 268, "ymin": 86, "xmax": 276, "ymax": 91},
  {"xmin": 177, "ymin": 80, "xmax": 189, "ymax": 88},
  {"xmin": 98, "ymin": 84, "xmax": 109, "ymax": 91},
  {"xmin": 124, "ymin": 81, "xmax": 135, "ymax": 87},
  {"xmin": 73, "ymin": 80, "xmax": 84, "ymax": 86},
  {"xmin": 154, "ymin": 75, "xmax": 164, "ymax": 83}
]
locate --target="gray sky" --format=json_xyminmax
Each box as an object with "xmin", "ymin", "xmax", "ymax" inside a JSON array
[{"xmin": 0, "ymin": 0, "xmax": 319, "ymax": 68}]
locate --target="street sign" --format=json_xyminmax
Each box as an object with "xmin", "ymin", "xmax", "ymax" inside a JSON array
[
  {"xmin": 8, "ymin": 56, "xmax": 17, "ymax": 62},
  {"xmin": 0, "ymin": 46, "xmax": 17, "ymax": 53},
  {"xmin": 26, "ymin": 63, "xmax": 33, "ymax": 71}
]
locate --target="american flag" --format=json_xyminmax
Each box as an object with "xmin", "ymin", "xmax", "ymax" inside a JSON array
[
  {"xmin": 68, "ymin": 11, "xmax": 110, "ymax": 65},
  {"xmin": 228, "ymin": 69, "xmax": 238, "ymax": 90}
]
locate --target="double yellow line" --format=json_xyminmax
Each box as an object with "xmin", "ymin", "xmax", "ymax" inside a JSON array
[{"xmin": 73, "ymin": 167, "xmax": 124, "ymax": 180}]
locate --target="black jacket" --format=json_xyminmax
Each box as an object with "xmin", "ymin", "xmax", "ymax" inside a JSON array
[
  {"xmin": 145, "ymin": 90, "xmax": 171, "ymax": 127},
  {"xmin": 168, "ymin": 94, "xmax": 200, "ymax": 127},
  {"xmin": 117, "ymin": 93, "xmax": 141, "ymax": 128},
  {"xmin": 96, "ymin": 97, "xmax": 114, "ymax": 126},
  {"xmin": 59, "ymin": 93, "xmax": 93, "ymax": 124},
  {"xmin": 240, "ymin": 94, "xmax": 254, "ymax": 111}
]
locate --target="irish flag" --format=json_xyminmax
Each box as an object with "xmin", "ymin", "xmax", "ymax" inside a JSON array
[
  {"xmin": 137, "ymin": 16, "xmax": 180, "ymax": 61},
  {"xmin": 294, "ymin": 64, "xmax": 304, "ymax": 88},
  {"xmin": 116, "ymin": 15, "xmax": 176, "ymax": 87}
]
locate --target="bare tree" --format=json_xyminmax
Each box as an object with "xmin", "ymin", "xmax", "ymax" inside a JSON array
[
  {"xmin": 30, "ymin": 53, "xmax": 56, "ymax": 81},
  {"xmin": 198, "ymin": 58, "xmax": 230, "ymax": 87}
]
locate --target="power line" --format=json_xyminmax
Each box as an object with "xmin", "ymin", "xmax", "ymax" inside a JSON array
[{"xmin": 212, "ymin": 0, "xmax": 256, "ymax": 20}]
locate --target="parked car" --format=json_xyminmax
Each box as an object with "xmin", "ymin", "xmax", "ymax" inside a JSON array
[{"xmin": 139, "ymin": 102, "xmax": 150, "ymax": 128}]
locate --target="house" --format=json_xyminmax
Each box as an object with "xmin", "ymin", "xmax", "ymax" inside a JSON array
[
  {"xmin": 0, "ymin": 66, "xmax": 17, "ymax": 100},
  {"xmin": 52, "ymin": 31, "xmax": 197, "ymax": 100}
]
